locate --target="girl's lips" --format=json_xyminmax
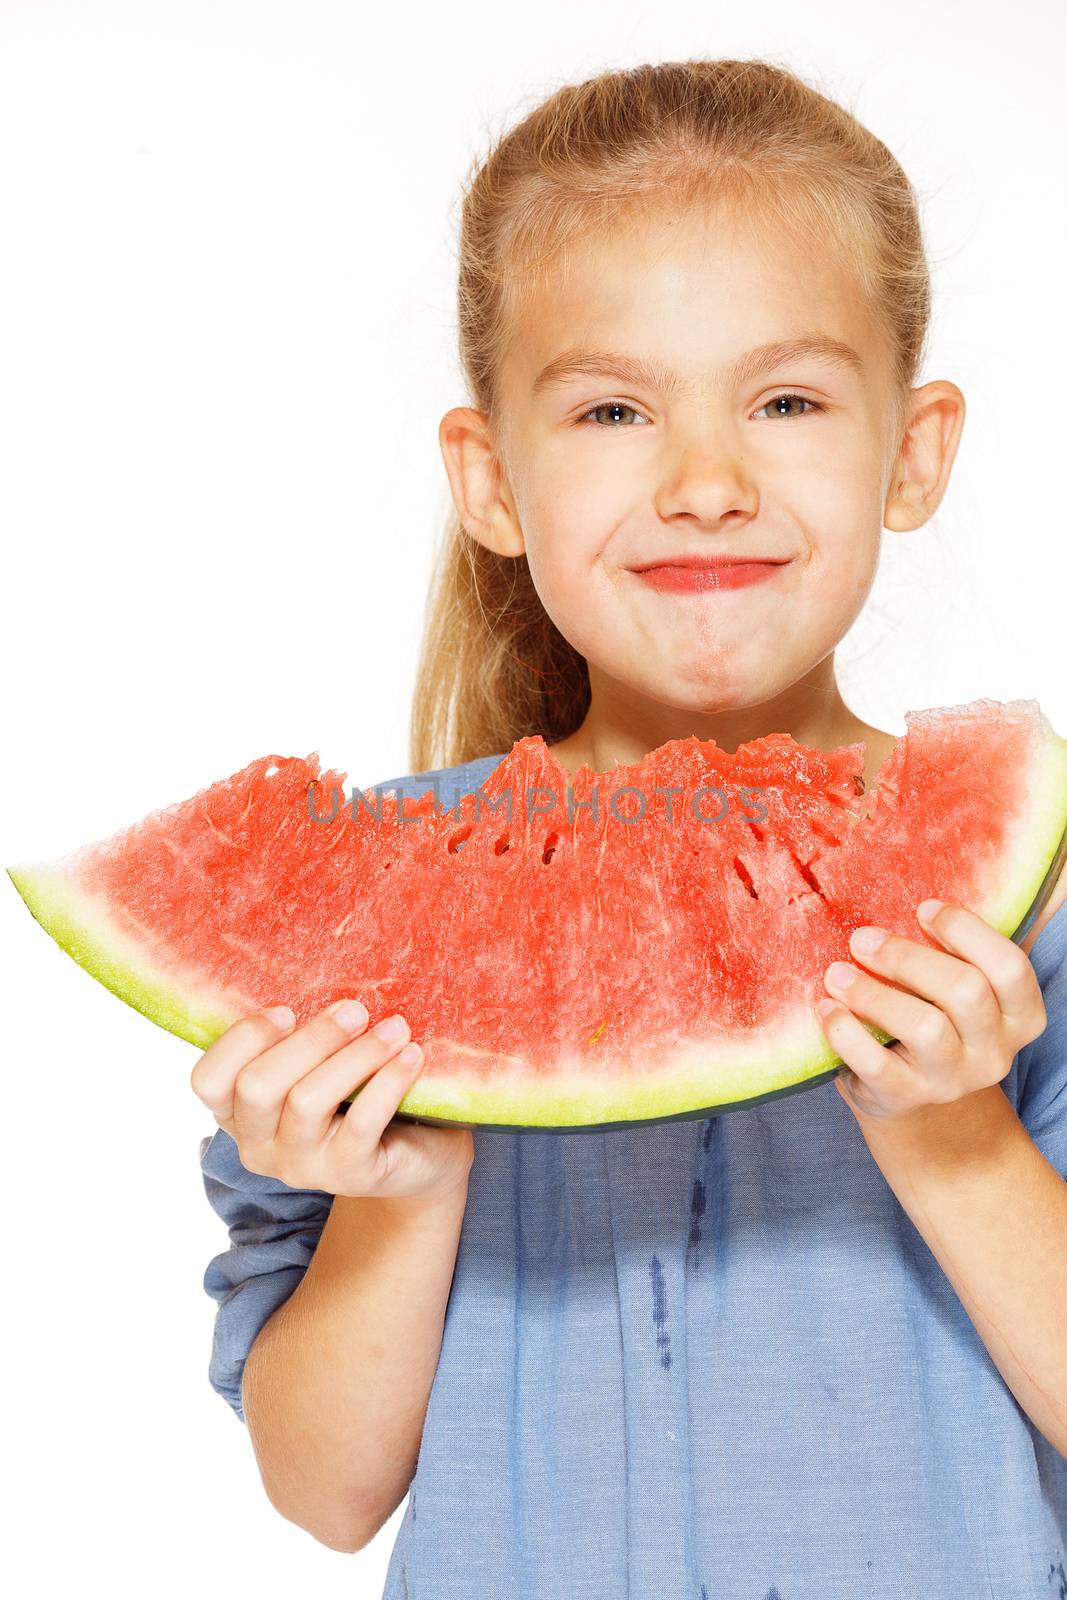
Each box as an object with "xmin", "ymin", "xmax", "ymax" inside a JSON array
[{"xmin": 630, "ymin": 561, "xmax": 789, "ymax": 593}]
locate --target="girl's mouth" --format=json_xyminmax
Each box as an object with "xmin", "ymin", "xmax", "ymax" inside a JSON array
[{"xmin": 629, "ymin": 560, "xmax": 790, "ymax": 593}]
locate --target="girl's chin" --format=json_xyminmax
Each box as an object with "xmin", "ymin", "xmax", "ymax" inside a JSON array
[{"xmin": 625, "ymin": 669, "xmax": 778, "ymax": 711}]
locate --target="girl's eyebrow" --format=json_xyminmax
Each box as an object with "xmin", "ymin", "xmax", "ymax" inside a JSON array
[{"xmin": 531, "ymin": 334, "xmax": 865, "ymax": 397}]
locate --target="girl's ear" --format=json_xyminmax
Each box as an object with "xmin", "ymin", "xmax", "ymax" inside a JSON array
[
  {"xmin": 883, "ymin": 380, "xmax": 966, "ymax": 533},
  {"xmin": 438, "ymin": 406, "xmax": 526, "ymax": 558}
]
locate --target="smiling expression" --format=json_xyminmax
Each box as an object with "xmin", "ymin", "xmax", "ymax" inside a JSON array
[{"xmin": 490, "ymin": 202, "xmax": 903, "ymax": 713}]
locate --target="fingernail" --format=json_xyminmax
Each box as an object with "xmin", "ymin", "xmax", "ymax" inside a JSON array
[
  {"xmin": 850, "ymin": 926, "xmax": 886, "ymax": 956},
  {"xmin": 816, "ymin": 998, "xmax": 836, "ymax": 1020},
  {"xmin": 826, "ymin": 961, "xmax": 857, "ymax": 988},
  {"xmin": 264, "ymin": 1005, "xmax": 295, "ymax": 1028},
  {"xmin": 331, "ymin": 1000, "xmax": 368, "ymax": 1031},
  {"xmin": 373, "ymin": 1014, "xmax": 406, "ymax": 1041},
  {"xmin": 918, "ymin": 898, "xmax": 943, "ymax": 921},
  {"xmin": 398, "ymin": 1042, "xmax": 422, "ymax": 1065}
]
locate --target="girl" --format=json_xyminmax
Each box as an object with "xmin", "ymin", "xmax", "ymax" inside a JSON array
[{"xmin": 192, "ymin": 57, "xmax": 1067, "ymax": 1597}]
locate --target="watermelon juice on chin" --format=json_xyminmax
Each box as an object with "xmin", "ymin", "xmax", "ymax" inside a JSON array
[{"xmin": 6, "ymin": 698, "xmax": 1067, "ymax": 1133}]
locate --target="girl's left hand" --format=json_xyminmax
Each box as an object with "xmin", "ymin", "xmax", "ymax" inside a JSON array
[{"xmin": 816, "ymin": 898, "xmax": 1049, "ymax": 1124}]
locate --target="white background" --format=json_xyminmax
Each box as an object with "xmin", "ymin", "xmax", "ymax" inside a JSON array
[{"xmin": 1, "ymin": 2, "xmax": 1064, "ymax": 1595}]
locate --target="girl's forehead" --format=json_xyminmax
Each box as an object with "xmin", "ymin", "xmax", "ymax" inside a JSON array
[
  {"xmin": 510, "ymin": 203, "xmax": 872, "ymax": 333},
  {"xmin": 505, "ymin": 228, "xmax": 882, "ymax": 395}
]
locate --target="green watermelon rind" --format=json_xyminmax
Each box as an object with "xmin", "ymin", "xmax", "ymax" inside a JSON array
[
  {"xmin": 390, "ymin": 1062, "xmax": 858, "ymax": 1134},
  {"xmin": 964, "ymin": 720, "xmax": 1067, "ymax": 938},
  {"xmin": 7, "ymin": 717, "xmax": 1067, "ymax": 1131},
  {"xmin": 5, "ymin": 863, "xmax": 243, "ymax": 1051},
  {"xmin": 371, "ymin": 1015, "xmax": 894, "ymax": 1130}
]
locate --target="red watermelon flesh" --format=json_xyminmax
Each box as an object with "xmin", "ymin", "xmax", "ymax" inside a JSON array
[{"xmin": 7, "ymin": 698, "xmax": 1067, "ymax": 1131}]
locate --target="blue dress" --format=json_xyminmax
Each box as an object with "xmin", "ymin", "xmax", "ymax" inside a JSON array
[{"xmin": 199, "ymin": 752, "xmax": 1067, "ymax": 1598}]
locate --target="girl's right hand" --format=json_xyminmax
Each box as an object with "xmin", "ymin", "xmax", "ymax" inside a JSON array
[{"xmin": 190, "ymin": 999, "xmax": 474, "ymax": 1202}]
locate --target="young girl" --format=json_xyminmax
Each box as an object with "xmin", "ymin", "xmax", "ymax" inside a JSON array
[{"xmin": 192, "ymin": 57, "xmax": 1067, "ymax": 1596}]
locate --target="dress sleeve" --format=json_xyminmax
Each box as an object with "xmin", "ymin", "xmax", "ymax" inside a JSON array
[
  {"xmin": 198, "ymin": 1127, "xmax": 334, "ymax": 1423},
  {"xmin": 1015, "ymin": 905, "xmax": 1067, "ymax": 1182}
]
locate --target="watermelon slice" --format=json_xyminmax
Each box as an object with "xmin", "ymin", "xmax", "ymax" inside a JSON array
[{"xmin": 7, "ymin": 699, "xmax": 1067, "ymax": 1132}]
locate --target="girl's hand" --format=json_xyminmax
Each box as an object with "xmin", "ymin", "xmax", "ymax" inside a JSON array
[
  {"xmin": 815, "ymin": 899, "xmax": 1049, "ymax": 1125},
  {"xmin": 190, "ymin": 1000, "xmax": 474, "ymax": 1201}
]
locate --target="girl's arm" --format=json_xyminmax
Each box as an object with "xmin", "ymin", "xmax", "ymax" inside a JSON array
[
  {"xmin": 193, "ymin": 984, "xmax": 479, "ymax": 1549},
  {"xmin": 821, "ymin": 895, "xmax": 1067, "ymax": 1457},
  {"xmin": 242, "ymin": 1175, "xmax": 471, "ymax": 1553},
  {"xmin": 856, "ymin": 1086, "xmax": 1067, "ymax": 1456}
]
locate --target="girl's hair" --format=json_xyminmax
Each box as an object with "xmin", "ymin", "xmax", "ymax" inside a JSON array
[{"xmin": 409, "ymin": 56, "xmax": 933, "ymax": 773}]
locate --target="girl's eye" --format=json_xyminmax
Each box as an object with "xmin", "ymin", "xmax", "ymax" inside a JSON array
[
  {"xmin": 577, "ymin": 393, "xmax": 826, "ymax": 427},
  {"xmin": 578, "ymin": 401, "xmax": 649, "ymax": 428},
  {"xmin": 754, "ymin": 393, "xmax": 825, "ymax": 421}
]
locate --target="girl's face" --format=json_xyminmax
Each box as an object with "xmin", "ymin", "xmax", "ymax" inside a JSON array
[{"xmin": 485, "ymin": 204, "xmax": 907, "ymax": 716}]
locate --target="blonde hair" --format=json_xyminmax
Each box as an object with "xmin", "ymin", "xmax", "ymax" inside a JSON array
[{"xmin": 409, "ymin": 56, "xmax": 933, "ymax": 773}]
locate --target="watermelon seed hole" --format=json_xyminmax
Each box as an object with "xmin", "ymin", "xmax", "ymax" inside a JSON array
[
  {"xmin": 790, "ymin": 849, "xmax": 826, "ymax": 899},
  {"xmin": 447, "ymin": 826, "xmax": 472, "ymax": 854},
  {"xmin": 494, "ymin": 833, "xmax": 510, "ymax": 855},
  {"xmin": 542, "ymin": 831, "xmax": 558, "ymax": 865},
  {"xmin": 732, "ymin": 857, "xmax": 758, "ymax": 899},
  {"xmin": 809, "ymin": 818, "xmax": 841, "ymax": 847}
]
